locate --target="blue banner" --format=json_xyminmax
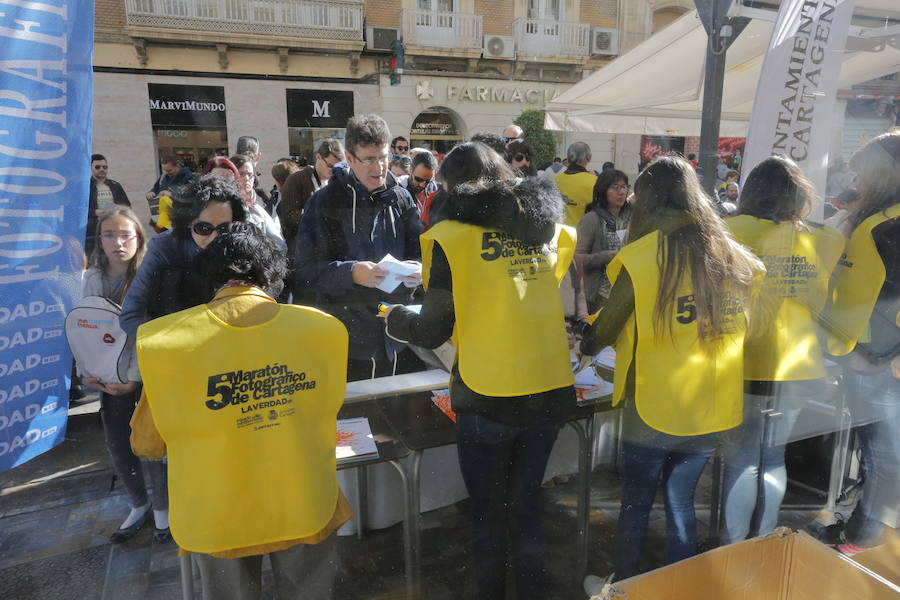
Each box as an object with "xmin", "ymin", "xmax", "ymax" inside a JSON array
[{"xmin": 0, "ymin": 0, "xmax": 93, "ymax": 471}]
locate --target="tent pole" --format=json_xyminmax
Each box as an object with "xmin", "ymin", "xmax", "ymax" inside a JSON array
[{"xmin": 696, "ymin": 0, "xmax": 749, "ymax": 195}]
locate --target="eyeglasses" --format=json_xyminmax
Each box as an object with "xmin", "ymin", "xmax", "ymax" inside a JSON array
[
  {"xmin": 93, "ymin": 165, "xmax": 108, "ymax": 170},
  {"xmin": 239, "ymin": 171, "xmax": 255, "ymax": 180},
  {"xmin": 100, "ymin": 232, "xmax": 136, "ymax": 242},
  {"xmin": 413, "ymin": 175, "xmax": 432, "ymax": 184},
  {"xmin": 512, "ymin": 154, "xmax": 529, "ymax": 162},
  {"xmin": 394, "ymin": 145, "xmax": 408, "ymax": 152},
  {"xmin": 192, "ymin": 221, "xmax": 231, "ymax": 237},
  {"xmin": 503, "ymin": 137, "xmax": 523, "ymax": 144},
  {"xmin": 351, "ymin": 152, "xmax": 388, "ymax": 167},
  {"xmin": 610, "ymin": 184, "xmax": 631, "ymax": 191}
]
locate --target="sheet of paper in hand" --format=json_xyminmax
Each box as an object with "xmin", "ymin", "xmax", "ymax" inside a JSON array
[{"xmin": 376, "ymin": 254, "xmax": 422, "ymax": 293}]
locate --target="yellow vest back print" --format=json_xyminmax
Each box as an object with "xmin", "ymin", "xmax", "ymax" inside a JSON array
[
  {"xmin": 608, "ymin": 231, "xmax": 749, "ymax": 436},
  {"xmin": 727, "ymin": 216, "xmax": 845, "ymax": 381},
  {"xmin": 137, "ymin": 299, "xmax": 348, "ymax": 553},
  {"xmin": 421, "ymin": 220, "xmax": 576, "ymax": 397}
]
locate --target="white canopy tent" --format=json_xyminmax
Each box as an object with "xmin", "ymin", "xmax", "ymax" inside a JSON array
[{"xmin": 545, "ymin": 2, "xmax": 900, "ymax": 137}]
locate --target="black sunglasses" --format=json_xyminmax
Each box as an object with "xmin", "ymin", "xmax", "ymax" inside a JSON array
[
  {"xmin": 192, "ymin": 221, "xmax": 231, "ymax": 236},
  {"xmin": 413, "ymin": 175, "xmax": 432, "ymax": 184},
  {"xmin": 394, "ymin": 145, "xmax": 409, "ymax": 151},
  {"xmin": 512, "ymin": 154, "xmax": 529, "ymax": 162}
]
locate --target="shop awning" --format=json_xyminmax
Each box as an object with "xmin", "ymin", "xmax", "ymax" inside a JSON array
[{"xmin": 545, "ymin": 3, "xmax": 900, "ymax": 137}]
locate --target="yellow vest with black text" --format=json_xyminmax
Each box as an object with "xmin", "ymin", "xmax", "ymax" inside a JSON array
[
  {"xmin": 421, "ymin": 220, "xmax": 576, "ymax": 396},
  {"xmin": 137, "ymin": 300, "xmax": 348, "ymax": 553},
  {"xmin": 825, "ymin": 204, "xmax": 900, "ymax": 356},
  {"xmin": 727, "ymin": 216, "xmax": 845, "ymax": 381},
  {"xmin": 608, "ymin": 231, "xmax": 750, "ymax": 436},
  {"xmin": 554, "ymin": 171, "xmax": 597, "ymax": 228}
]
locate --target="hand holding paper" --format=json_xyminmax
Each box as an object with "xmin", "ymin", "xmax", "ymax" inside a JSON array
[{"xmin": 376, "ymin": 254, "xmax": 422, "ymax": 292}]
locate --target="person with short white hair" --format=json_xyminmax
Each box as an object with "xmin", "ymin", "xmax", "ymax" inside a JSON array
[{"xmin": 554, "ymin": 142, "xmax": 596, "ymax": 227}]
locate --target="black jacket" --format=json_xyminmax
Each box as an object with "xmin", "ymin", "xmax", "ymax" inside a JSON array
[
  {"xmin": 386, "ymin": 176, "xmax": 577, "ymax": 426},
  {"xmin": 292, "ymin": 166, "xmax": 421, "ymax": 362},
  {"xmin": 86, "ymin": 178, "xmax": 131, "ymax": 256}
]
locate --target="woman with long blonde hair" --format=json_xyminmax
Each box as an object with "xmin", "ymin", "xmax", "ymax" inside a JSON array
[{"xmin": 581, "ymin": 156, "xmax": 763, "ymax": 581}]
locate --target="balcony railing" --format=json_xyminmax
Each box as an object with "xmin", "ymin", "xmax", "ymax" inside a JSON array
[
  {"xmin": 401, "ymin": 9, "xmax": 482, "ymax": 50},
  {"xmin": 125, "ymin": 0, "xmax": 364, "ymax": 41},
  {"xmin": 512, "ymin": 18, "xmax": 590, "ymax": 58}
]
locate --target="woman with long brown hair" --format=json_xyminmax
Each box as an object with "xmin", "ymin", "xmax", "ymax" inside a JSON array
[
  {"xmin": 581, "ymin": 156, "xmax": 762, "ymax": 581},
  {"xmin": 720, "ymin": 155, "xmax": 845, "ymax": 544}
]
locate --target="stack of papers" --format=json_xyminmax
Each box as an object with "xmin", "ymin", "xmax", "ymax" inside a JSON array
[
  {"xmin": 575, "ymin": 359, "xmax": 614, "ymax": 405},
  {"xmin": 376, "ymin": 254, "xmax": 422, "ymax": 293},
  {"xmin": 336, "ymin": 417, "xmax": 379, "ymax": 465}
]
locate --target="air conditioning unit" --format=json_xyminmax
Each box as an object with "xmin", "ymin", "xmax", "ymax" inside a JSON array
[
  {"xmin": 483, "ymin": 35, "xmax": 515, "ymax": 59},
  {"xmin": 366, "ymin": 27, "xmax": 400, "ymax": 52},
  {"xmin": 591, "ymin": 28, "xmax": 619, "ymax": 56}
]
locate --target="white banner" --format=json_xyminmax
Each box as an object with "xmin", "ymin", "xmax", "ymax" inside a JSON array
[{"xmin": 741, "ymin": 0, "xmax": 856, "ymax": 221}]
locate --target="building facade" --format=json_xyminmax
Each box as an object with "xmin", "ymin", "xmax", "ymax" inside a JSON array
[{"xmin": 93, "ymin": 0, "xmax": 636, "ymax": 224}]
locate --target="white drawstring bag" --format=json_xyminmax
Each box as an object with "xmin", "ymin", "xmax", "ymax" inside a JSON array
[{"xmin": 65, "ymin": 296, "xmax": 129, "ymax": 383}]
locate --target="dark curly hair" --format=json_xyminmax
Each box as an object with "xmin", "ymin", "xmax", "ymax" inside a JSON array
[
  {"xmin": 171, "ymin": 174, "xmax": 246, "ymax": 239},
  {"xmin": 194, "ymin": 221, "xmax": 288, "ymax": 298}
]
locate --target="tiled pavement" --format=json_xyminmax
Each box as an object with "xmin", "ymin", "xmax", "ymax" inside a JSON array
[{"xmin": 0, "ymin": 407, "xmax": 832, "ymax": 600}]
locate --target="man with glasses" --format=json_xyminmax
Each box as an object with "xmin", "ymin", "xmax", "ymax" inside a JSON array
[
  {"xmin": 279, "ymin": 138, "xmax": 344, "ymax": 249},
  {"xmin": 294, "ymin": 114, "xmax": 423, "ymax": 380},
  {"xmin": 502, "ymin": 124, "xmax": 524, "ymax": 144},
  {"xmin": 87, "ymin": 154, "xmax": 131, "ymax": 255}
]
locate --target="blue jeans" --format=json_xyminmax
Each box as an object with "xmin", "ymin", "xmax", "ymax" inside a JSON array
[
  {"xmin": 614, "ymin": 429, "xmax": 719, "ymax": 580},
  {"xmin": 456, "ymin": 413, "xmax": 560, "ymax": 600},
  {"xmin": 843, "ymin": 369, "xmax": 900, "ymax": 547},
  {"xmin": 720, "ymin": 383, "xmax": 815, "ymax": 544}
]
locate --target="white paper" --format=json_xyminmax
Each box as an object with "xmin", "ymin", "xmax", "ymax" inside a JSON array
[
  {"xmin": 376, "ymin": 253, "xmax": 422, "ymax": 293},
  {"xmin": 616, "ymin": 229, "xmax": 628, "ymax": 244},
  {"xmin": 593, "ymin": 346, "xmax": 616, "ymax": 370},
  {"xmin": 336, "ymin": 417, "xmax": 378, "ymax": 461}
]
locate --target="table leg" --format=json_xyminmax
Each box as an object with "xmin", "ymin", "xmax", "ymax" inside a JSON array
[
  {"xmin": 568, "ymin": 418, "xmax": 594, "ymax": 583},
  {"xmin": 179, "ymin": 553, "xmax": 194, "ymax": 600},
  {"xmin": 354, "ymin": 465, "xmax": 368, "ymax": 540},
  {"xmin": 408, "ymin": 450, "xmax": 424, "ymax": 599},
  {"xmin": 388, "ymin": 460, "xmax": 415, "ymax": 600},
  {"xmin": 708, "ymin": 453, "xmax": 723, "ymax": 542}
]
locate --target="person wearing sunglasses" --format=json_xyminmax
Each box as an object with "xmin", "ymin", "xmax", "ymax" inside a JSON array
[
  {"xmin": 506, "ymin": 140, "xmax": 537, "ymax": 178},
  {"xmin": 402, "ymin": 151, "xmax": 438, "ymax": 213},
  {"xmin": 391, "ymin": 135, "xmax": 409, "ymax": 157},
  {"xmin": 119, "ymin": 175, "xmax": 247, "ymax": 338},
  {"xmin": 87, "ymin": 153, "xmax": 131, "ymax": 257}
]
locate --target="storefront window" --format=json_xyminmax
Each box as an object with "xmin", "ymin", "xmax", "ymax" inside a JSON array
[
  {"xmin": 410, "ymin": 107, "xmax": 464, "ymax": 156},
  {"xmin": 153, "ymin": 128, "xmax": 228, "ymax": 173},
  {"xmin": 288, "ymin": 127, "xmax": 345, "ymax": 164}
]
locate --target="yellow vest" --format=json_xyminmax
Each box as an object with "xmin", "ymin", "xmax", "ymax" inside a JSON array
[
  {"xmin": 727, "ymin": 216, "xmax": 845, "ymax": 381},
  {"xmin": 137, "ymin": 292, "xmax": 348, "ymax": 553},
  {"xmin": 608, "ymin": 231, "xmax": 749, "ymax": 436},
  {"xmin": 554, "ymin": 170, "xmax": 597, "ymax": 228},
  {"xmin": 825, "ymin": 204, "xmax": 900, "ymax": 356},
  {"xmin": 421, "ymin": 220, "xmax": 576, "ymax": 396}
]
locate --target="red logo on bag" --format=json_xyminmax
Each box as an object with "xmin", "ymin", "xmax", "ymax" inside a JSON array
[{"xmin": 102, "ymin": 333, "xmax": 115, "ymax": 344}]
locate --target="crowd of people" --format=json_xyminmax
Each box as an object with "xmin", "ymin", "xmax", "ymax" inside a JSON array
[{"xmin": 71, "ymin": 116, "xmax": 899, "ymax": 600}]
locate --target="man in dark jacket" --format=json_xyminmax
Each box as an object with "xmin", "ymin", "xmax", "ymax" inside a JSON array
[
  {"xmin": 86, "ymin": 154, "xmax": 131, "ymax": 256},
  {"xmin": 278, "ymin": 138, "xmax": 344, "ymax": 249},
  {"xmin": 293, "ymin": 115, "xmax": 422, "ymax": 380}
]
